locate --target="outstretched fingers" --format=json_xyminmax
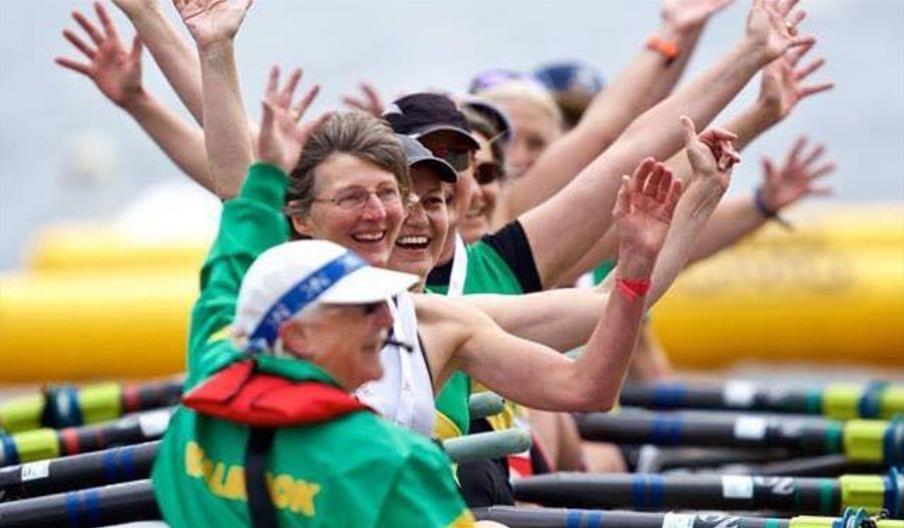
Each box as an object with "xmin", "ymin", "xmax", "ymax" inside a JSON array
[
  {"xmin": 94, "ymin": 1, "xmax": 120, "ymax": 43},
  {"xmin": 292, "ymin": 85, "xmax": 321, "ymax": 123},
  {"xmin": 265, "ymin": 65, "xmax": 280, "ymax": 103},
  {"xmin": 795, "ymin": 56, "xmax": 825, "ymax": 81},
  {"xmin": 631, "ymin": 158, "xmax": 656, "ymax": 195},
  {"xmin": 72, "ymin": 10, "xmax": 105, "ymax": 46},
  {"xmin": 63, "ymin": 29, "xmax": 96, "ymax": 59},
  {"xmin": 278, "ymin": 68, "xmax": 303, "ymax": 108},
  {"xmin": 54, "ymin": 56, "xmax": 92, "ymax": 77},
  {"xmin": 612, "ymin": 175, "xmax": 632, "ymax": 219}
]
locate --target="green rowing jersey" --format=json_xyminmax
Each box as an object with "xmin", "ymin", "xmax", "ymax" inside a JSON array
[
  {"xmin": 427, "ymin": 223, "xmax": 542, "ymax": 439},
  {"xmin": 153, "ymin": 163, "xmax": 473, "ymax": 527}
]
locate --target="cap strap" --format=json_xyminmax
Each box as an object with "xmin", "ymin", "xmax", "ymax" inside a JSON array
[{"xmin": 247, "ymin": 251, "xmax": 366, "ymax": 350}]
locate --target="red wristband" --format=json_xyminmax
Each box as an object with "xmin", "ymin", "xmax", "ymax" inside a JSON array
[
  {"xmin": 616, "ymin": 278, "xmax": 651, "ymax": 301},
  {"xmin": 646, "ymin": 35, "xmax": 679, "ymax": 64}
]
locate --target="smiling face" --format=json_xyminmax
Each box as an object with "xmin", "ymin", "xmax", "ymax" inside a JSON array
[
  {"xmin": 291, "ymin": 153, "xmax": 404, "ymax": 267},
  {"xmin": 417, "ymin": 130, "xmax": 479, "ymax": 263},
  {"xmin": 458, "ymin": 131, "xmax": 500, "ymax": 242},
  {"xmin": 280, "ymin": 301, "xmax": 393, "ymax": 391},
  {"xmin": 502, "ymin": 97, "xmax": 563, "ymax": 179},
  {"xmin": 387, "ymin": 165, "xmax": 450, "ymax": 285}
]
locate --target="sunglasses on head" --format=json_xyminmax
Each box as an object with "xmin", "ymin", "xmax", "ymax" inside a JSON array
[{"xmin": 475, "ymin": 162, "xmax": 504, "ymax": 185}]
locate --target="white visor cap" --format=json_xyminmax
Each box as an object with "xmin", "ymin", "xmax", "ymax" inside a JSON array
[{"xmin": 233, "ymin": 240, "xmax": 418, "ymax": 341}]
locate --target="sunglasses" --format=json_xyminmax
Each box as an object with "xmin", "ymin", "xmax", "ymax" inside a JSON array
[
  {"xmin": 475, "ymin": 162, "xmax": 504, "ymax": 185},
  {"xmin": 430, "ymin": 144, "xmax": 473, "ymax": 172}
]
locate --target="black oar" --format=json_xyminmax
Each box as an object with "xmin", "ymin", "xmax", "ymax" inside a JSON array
[
  {"xmin": 0, "ymin": 479, "xmax": 159, "ymax": 528},
  {"xmin": 472, "ymin": 506, "xmax": 902, "ymax": 528},
  {"xmin": 513, "ymin": 468, "xmax": 904, "ymax": 518},
  {"xmin": 0, "ymin": 380, "xmax": 183, "ymax": 434},
  {"xmin": 0, "ymin": 408, "xmax": 173, "ymax": 467},
  {"xmin": 577, "ymin": 411, "xmax": 904, "ymax": 467},
  {"xmin": 619, "ymin": 380, "xmax": 904, "ymax": 420},
  {"xmin": 1, "ymin": 429, "xmax": 530, "ymax": 501}
]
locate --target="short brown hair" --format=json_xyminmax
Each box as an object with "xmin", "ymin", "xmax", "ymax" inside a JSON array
[{"xmin": 285, "ymin": 112, "xmax": 410, "ymax": 233}]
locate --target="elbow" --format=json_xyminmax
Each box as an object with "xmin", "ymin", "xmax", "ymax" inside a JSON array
[{"xmin": 568, "ymin": 380, "xmax": 618, "ymax": 413}]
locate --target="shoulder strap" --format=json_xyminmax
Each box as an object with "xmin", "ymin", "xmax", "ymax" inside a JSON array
[{"xmin": 245, "ymin": 427, "xmax": 278, "ymax": 528}]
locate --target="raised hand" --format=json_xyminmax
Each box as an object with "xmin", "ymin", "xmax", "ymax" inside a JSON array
[
  {"xmin": 613, "ymin": 159, "xmax": 684, "ymax": 261},
  {"xmin": 759, "ymin": 136, "xmax": 834, "ymax": 211},
  {"xmin": 55, "ymin": 2, "xmax": 144, "ymax": 108},
  {"xmin": 681, "ymin": 115, "xmax": 738, "ymax": 192},
  {"xmin": 758, "ymin": 40, "xmax": 834, "ymax": 123},
  {"xmin": 111, "ymin": 0, "xmax": 158, "ymax": 15},
  {"xmin": 171, "ymin": 0, "xmax": 253, "ymax": 49},
  {"xmin": 661, "ymin": 0, "xmax": 735, "ymax": 34},
  {"xmin": 745, "ymin": 0, "xmax": 814, "ymax": 63},
  {"xmin": 258, "ymin": 66, "xmax": 330, "ymax": 175},
  {"xmin": 340, "ymin": 81, "xmax": 385, "ymax": 118}
]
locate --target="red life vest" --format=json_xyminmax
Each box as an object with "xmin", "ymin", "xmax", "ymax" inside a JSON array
[{"xmin": 182, "ymin": 359, "xmax": 372, "ymax": 427}]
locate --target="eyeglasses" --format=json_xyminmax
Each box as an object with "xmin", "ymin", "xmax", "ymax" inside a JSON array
[
  {"xmin": 429, "ymin": 144, "xmax": 473, "ymax": 172},
  {"xmin": 313, "ymin": 187, "xmax": 403, "ymax": 210},
  {"xmin": 475, "ymin": 162, "xmax": 504, "ymax": 185}
]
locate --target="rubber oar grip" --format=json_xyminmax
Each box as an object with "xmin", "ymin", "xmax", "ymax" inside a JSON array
[
  {"xmin": 443, "ymin": 429, "xmax": 531, "ymax": 464},
  {"xmin": 468, "ymin": 392, "xmax": 505, "ymax": 420}
]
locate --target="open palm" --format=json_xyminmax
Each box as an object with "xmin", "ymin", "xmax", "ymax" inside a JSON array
[
  {"xmin": 258, "ymin": 66, "xmax": 329, "ymax": 175},
  {"xmin": 172, "ymin": 0, "xmax": 253, "ymax": 48},
  {"xmin": 661, "ymin": 0, "xmax": 734, "ymax": 33},
  {"xmin": 760, "ymin": 137, "xmax": 835, "ymax": 211},
  {"xmin": 758, "ymin": 41, "xmax": 834, "ymax": 123},
  {"xmin": 56, "ymin": 3, "xmax": 143, "ymax": 108},
  {"xmin": 613, "ymin": 159, "xmax": 683, "ymax": 259}
]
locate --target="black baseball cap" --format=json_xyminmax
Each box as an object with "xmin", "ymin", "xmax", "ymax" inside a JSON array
[
  {"xmin": 397, "ymin": 134, "xmax": 458, "ymax": 183},
  {"xmin": 383, "ymin": 93, "xmax": 480, "ymax": 150}
]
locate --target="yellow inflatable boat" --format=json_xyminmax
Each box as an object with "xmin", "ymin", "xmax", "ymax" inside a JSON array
[{"xmin": 1, "ymin": 204, "xmax": 901, "ymax": 382}]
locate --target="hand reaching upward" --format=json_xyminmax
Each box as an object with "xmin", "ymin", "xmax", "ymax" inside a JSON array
[
  {"xmin": 171, "ymin": 0, "xmax": 253, "ymax": 49},
  {"xmin": 341, "ymin": 81, "xmax": 385, "ymax": 118},
  {"xmin": 56, "ymin": 2, "xmax": 144, "ymax": 109},
  {"xmin": 613, "ymin": 159, "xmax": 684, "ymax": 262},
  {"xmin": 758, "ymin": 39, "xmax": 834, "ymax": 124},
  {"xmin": 759, "ymin": 136, "xmax": 835, "ymax": 212},
  {"xmin": 661, "ymin": 0, "xmax": 735, "ymax": 34},
  {"xmin": 681, "ymin": 115, "xmax": 739, "ymax": 192},
  {"xmin": 258, "ymin": 66, "xmax": 330, "ymax": 175},
  {"xmin": 745, "ymin": 0, "xmax": 814, "ymax": 64}
]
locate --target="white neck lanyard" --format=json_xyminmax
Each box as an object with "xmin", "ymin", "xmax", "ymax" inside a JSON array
[
  {"xmin": 447, "ymin": 231, "xmax": 468, "ymax": 297},
  {"xmin": 386, "ymin": 294, "xmax": 416, "ymax": 428}
]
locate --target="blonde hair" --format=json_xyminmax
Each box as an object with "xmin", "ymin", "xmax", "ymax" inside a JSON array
[{"xmin": 478, "ymin": 80, "xmax": 564, "ymax": 131}]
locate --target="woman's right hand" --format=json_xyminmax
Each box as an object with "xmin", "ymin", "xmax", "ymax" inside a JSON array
[{"xmin": 258, "ymin": 66, "xmax": 330, "ymax": 175}]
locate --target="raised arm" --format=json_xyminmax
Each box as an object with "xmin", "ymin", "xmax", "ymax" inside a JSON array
[
  {"xmin": 690, "ymin": 136, "xmax": 834, "ymax": 261},
  {"xmin": 560, "ymin": 36, "xmax": 834, "ymax": 276},
  {"xmin": 56, "ymin": 2, "xmax": 212, "ymax": 189},
  {"xmin": 172, "ymin": 0, "xmax": 254, "ymax": 198},
  {"xmin": 185, "ymin": 66, "xmax": 324, "ymax": 379},
  {"xmin": 434, "ymin": 161, "xmax": 682, "ymax": 412},
  {"xmin": 502, "ymin": 0, "xmax": 733, "ymax": 220},
  {"xmin": 520, "ymin": 0, "xmax": 813, "ymax": 289},
  {"xmin": 111, "ymin": 0, "xmax": 204, "ymax": 123}
]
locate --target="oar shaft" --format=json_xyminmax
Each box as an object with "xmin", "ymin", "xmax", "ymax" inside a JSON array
[
  {"xmin": 0, "ymin": 479, "xmax": 159, "ymax": 528},
  {"xmin": 0, "ymin": 441, "xmax": 159, "ymax": 501},
  {"xmin": 0, "ymin": 408, "xmax": 173, "ymax": 466}
]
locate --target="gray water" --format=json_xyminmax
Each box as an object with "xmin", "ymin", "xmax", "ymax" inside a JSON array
[{"xmin": 2, "ymin": 0, "xmax": 903, "ymax": 269}]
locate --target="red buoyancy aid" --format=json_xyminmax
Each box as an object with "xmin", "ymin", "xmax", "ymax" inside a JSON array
[{"xmin": 182, "ymin": 359, "xmax": 372, "ymax": 427}]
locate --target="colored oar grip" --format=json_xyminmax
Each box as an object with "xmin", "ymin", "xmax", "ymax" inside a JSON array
[
  {"xmin": 468, "ymin": 392, "xmax": 505, "ymax": 420},
  {"xmin": 443, "ymin": 429, "xmax": 531, "ymax": 464}
]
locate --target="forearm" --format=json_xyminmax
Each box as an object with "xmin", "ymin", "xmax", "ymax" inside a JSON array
[
  {"xmin": 118, "ymin": 2, "xmax": 204, "ymax": 124},
  {"xmin": 123, "ymin": 90, "xmax": 213, "ymax": 192},
  {"xmin": 642, "ymin": 23, "xmax": 704, "ymax": 107},
  {"xmin": 647, "ymin": 179, "xmax": 726, "ymax": 304},
  {"xmin": 506, "ymin": 22, "xmax": 699, "ymax": 219},
  {"xmin": 571, "ymin": 252, "xmax": 654, "ymax": 410},
  {"xmin": 554, "ymin": 230, "xmax": 619, "ymax": 287},
  {"xmin": 198, "ymin": 41, "xmax": 255, "ymax": 199},
  {"xmin": 689, "ymin": 192, "xmax": 768, "ymax": 263},
  {"xmin": 523, "ymin": 39, "xmax": 767, "ymax": 288},
  {"xmin": 463, "ymin": 287, "xmax": 608, "ymax": 351}
]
